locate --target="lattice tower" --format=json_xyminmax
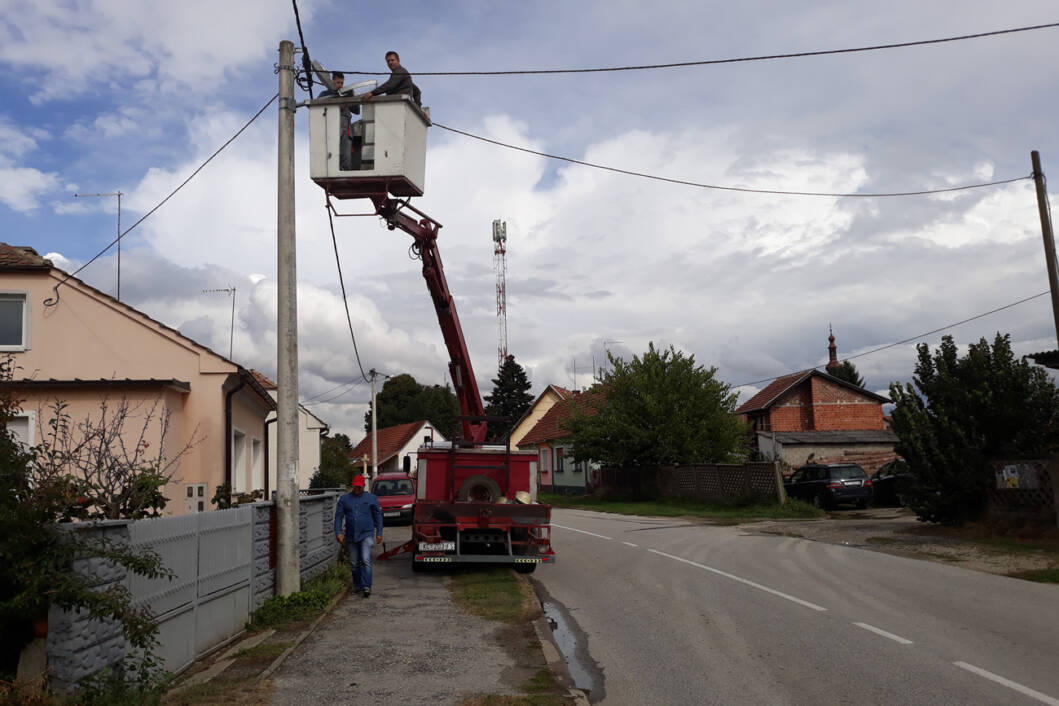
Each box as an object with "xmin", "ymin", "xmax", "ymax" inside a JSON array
[{"xmin": 492, "ymin": 219, "xmax": 508, "ymax": 370}]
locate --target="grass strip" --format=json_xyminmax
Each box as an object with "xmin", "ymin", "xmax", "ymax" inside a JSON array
[
  {"xmin": 449, "ymin": 568, "xmax": 534, "ymax": 624},
  {"xmin": 1006, "ymin": 568, "xmax": 1059, "ymax": 583},
  {"xmin": 539, "ymin": 493, "xmax": 822, "ymax": 521},
  {"xmin": 248, "ymin": 562, "xmax": 347, "ymax": 631}
]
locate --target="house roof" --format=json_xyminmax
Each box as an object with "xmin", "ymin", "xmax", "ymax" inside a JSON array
[
  {"xmin": 761, "ymin": 429, "xmax": 898, "ymax": 445},
  {"xmin": 250, "ymin": 369, "xmax": 278, "ymax": 390},
  {"xmin": 0, "ymin": 244, "xmax": 51, "ymax": 270},
  {"xmin": 736, "ymin": 368, "xmax": 889, "ymax": 414},
  {"xmin": 349, "ymin": 420, "xmax": 435, "ymax": 466},
  {"xmin": 1026, "ymin": 350, "xmax": 1059, "ymax": 370},
  {"xmin": 510, "ymin": 384, "xmax": 573, "ymax": 433},
  {"xmin": 9, "ymin": 378, "xmax": 191, "ymax": 393},
  {"xmin": 519, "ymin": 390, "xmax": 603, "ymax": 446}
]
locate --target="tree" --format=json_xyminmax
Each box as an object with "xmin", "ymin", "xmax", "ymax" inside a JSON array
[
  {"xmin": 484, "ymin": 355, "xmax": 534, "ymax": 441},
  {"xmin": 310, "ymin": 433, "xmax": 355, "ymax": 489},
  {"xmin": 889, "ymin": 334, "xmax": 1059, "ymax": 525},
  {"xmin": 564, "ymin": 343, "xmax": 748, "ymax": 467},
  {"xmin": 363, "ymin": 374, "xmax": 458, "ymax": 437},
  {"xmin": 827, "ymin": 360, "xmax": 865, "ymax": 387},
  {"xmin": 0, "ymin": 358, "xmax": 170, "ymax": 678}
]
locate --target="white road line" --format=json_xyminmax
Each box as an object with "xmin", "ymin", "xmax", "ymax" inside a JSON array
[
  {"xmin": 854, "ymin": 622, "xmax": 913, "ymax": 645},
  {"xmin": 552, "ymin": 524, "xmax": 612, "ymax": 540},
  {"xmin": 647, "ymin": 549, "xmax": 827, "ymax": 612},
  {"xmin": 621, "ymin": 541, "xmax": 639, "ymax": 547},
  {"xmin": 954, "ymin": 662, "xmax": 1059, "ymax": 706}
]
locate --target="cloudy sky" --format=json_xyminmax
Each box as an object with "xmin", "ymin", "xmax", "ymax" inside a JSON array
[{"xmin": 3, "ymin": 1, "xmax": 1058, "ymax": 440}]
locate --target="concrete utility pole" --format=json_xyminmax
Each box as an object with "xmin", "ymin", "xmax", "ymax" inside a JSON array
[
  {"xmin": 370, "ymin": 368, "xmax": 378, "ymax": 478},
  {"xmin": 1031, "ymin": 151, "xmax": 1059, "ymax": 349},
  {"xmin": 276, "ymin": 39, "xmax": 301, "ymax": 596}
]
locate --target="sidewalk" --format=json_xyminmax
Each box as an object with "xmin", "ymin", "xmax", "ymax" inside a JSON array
[{"xmin": 269, "ymin": 529, "xmax": 538, "ymax": 705}]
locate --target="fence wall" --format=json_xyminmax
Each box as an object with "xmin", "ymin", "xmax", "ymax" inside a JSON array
[
  {"xmin": 47, "ymin": 493, "xmax": 340, "ymax": 690},
  {"xmin": 598, "ymin": 463, "xmax": 786, "ymax": 503},
  {"xmin": 988, "ymin": 459, "xmax": 1058, "ymax": 526}
]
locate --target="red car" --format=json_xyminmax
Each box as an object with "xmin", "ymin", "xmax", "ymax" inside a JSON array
[{"xmin": 372, "ymin": 472, "xmax": 416, "ymax": 523}]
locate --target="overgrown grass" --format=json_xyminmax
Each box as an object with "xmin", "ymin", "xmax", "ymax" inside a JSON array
[
  {"xmin": 247, "ymin": 562, "xmax": 346, "ymax": 631},
  {"xmin": 232, "ymin": 642, "xmax": 291, "ymax": 662},
  {"xmin": 1007, "ymin": 568, "xmax": 1059, "ymax": 583},
  {"xmin": 449, "ymin": 568, "xmax": 535, "ymax": 624},
  {"xmin": 460, "ymin": 695, "xmax": 567, "ymax": 706},
  {"xmin": 539, "ymin": 493, "xmax": 822, "ymax": 522}
]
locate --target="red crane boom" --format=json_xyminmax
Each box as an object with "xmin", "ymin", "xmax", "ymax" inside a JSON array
[{"xmin": 370, "ymin": 195, "xmax": 487, "ymax": 444}]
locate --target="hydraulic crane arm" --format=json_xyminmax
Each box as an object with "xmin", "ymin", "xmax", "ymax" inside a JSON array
[{"xmin": 371, "ymin": 195, "xmax": 487, "ymax": 444}]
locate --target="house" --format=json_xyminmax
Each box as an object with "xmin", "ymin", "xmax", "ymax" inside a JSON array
[
  {"xmin": 0, "ymin": 244, "xmax": 275, "ymax": 515},
  {"xmin": 348, "ymin": 420, "xmax": 447, "ymax": 478},
  {"xmin": 249, "ymin": 370, "xmax": 329, "ymax": 491},
  {"xmin": 737, "ymin": 335, "xmax": 897, "ymax": 473},
  {"xmin": 510, "ymin": 384, "xmax": 572, "ymax": 449},
  {"xmin": 518, "ymin": 391, "xmax": 602, "ymax": 495}
]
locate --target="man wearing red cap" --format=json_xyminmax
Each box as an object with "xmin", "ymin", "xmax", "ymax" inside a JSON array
[{"xmin": 334, "ymin": 474, "xmax": 384, "ymax": 597}]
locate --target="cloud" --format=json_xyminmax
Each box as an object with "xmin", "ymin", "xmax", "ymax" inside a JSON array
[{"xmin": 0, "ymin": 166, "xmax": 61, "ymax": 211}]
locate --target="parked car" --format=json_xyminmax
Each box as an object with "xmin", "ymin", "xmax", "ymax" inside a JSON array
[
  {"xmin": 371, "ymin": 472, "xmax": 416, "ymax": 523},
  {"xmin": 784, "ymin": 463, "xmax": 872, "ymax": 510},
  {"xmin": 871, "ymin": 459, "xmax": 911, "ymax": 507}
]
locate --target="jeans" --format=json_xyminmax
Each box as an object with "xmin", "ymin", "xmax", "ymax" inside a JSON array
[{"xmin": 348, "ymin": 535, "xmax": 374, "ymax": 589}]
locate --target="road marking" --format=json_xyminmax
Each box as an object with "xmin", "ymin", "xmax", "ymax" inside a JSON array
[
  {"xmin": 647, "ymin": 549, "xmax": 827, "ymax": 612},
  {"xmin": 621, "ymin": 541, "xmax": 639, "ymax": 547},
  {"xmin": 854, "ymin": 622, "xmax": 913, "ymax": 645},
  {"xmin": 553, "ymin": 524, "xmax": 612, "ymax": 540},
  {"xmin": 954, "ymin": 662, "xmax": 1059, "ymax": 706}
]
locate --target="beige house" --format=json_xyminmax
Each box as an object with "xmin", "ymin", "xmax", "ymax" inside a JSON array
[
  {"xmin": 1, "ymin": 244, "xmax": 275, "ymax": 515},
  {"xmin": 510, "ymin": 384, "xmax": 572, "ymax": 449},
  {"xmin": 250, "ymin": 370, "xmax": 329, "ymax": 491}
]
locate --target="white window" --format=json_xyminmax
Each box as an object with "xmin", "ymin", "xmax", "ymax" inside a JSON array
[
  {"xmin": 251, "ymin": 438, "xmax": 263, "ymax": 491},
  {"xmin": 232, "ymin": 428, "xmax": 247, "ymax": 493},
  {"xmin": 539, "ymin": 448, "xmax": 550, "ymax": 472},
  {"xmin": 8, "ymin": 413, "xmax": 34, "ymax": 447},
  {"xmin": 0, "ymin": 293, "xmax": 28, "ymax": 350},
  {"xmin": 555, "ymin": 447, "xmax": 565, "ymax": 473}
]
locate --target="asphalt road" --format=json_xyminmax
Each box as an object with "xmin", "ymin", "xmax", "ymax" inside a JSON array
[{"xmin": 535, "ymin": 508, "xmax": 1059, "ymax": 706}]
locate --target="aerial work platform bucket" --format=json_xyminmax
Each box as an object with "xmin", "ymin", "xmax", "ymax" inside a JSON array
[{"xmin": 308, "ymin": 94, "xmax": 430, "ymax": 199}]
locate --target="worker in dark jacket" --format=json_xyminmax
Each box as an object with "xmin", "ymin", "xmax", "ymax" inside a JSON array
[
  {"xmin": 362, "ymin": 50, "xmax": 421, "ymax": 105},
  {"xmin": 334, "ymin": 474, "xmax": 383, "ymax": 597}
]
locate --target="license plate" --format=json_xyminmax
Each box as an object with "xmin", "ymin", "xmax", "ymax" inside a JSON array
[
  {"xmin": 384, "ymin": 511, "xmax": 399, "ymax": 518},
  {"xmin": 419, "ymin": 541, "xmax": 455, "ymax": 551}
]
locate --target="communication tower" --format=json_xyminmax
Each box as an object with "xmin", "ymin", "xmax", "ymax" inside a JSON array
[{"xmin": 493, "ymin": 219, "xmax": 508, "ymax": 370}]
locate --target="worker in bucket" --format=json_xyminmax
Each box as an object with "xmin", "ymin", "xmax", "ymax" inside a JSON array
[
  {"xmin": 335, "ymin": 474, "xmax": 383, "ymax": 597},
  {"xmin": 361, "ymin": 50, "xmax": 421, "ymax": 106}
]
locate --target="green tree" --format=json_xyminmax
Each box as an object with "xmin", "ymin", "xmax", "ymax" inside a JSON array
[
  {"xmin": 310, "ymin": 433, "xmax": 355, "ymax": 489},
  {"xmin": 364, "ymin": 373, "xmax": 458, "ymax": 437},
  {"xmin": 564, "ymin": 343, "xmax": 748, "ymax": 467},
  {"xmin": 889, "ymin": 333, "xmax": 1059, "ymax": 525},
  {"xmin": 827, "ymin": 360, "xmax": 865, "ymax": 387},
  {"xmin": 0, "ymin": 358, "xmax": 170, "ymax": 679},
  {"xmin": 484, "ymin": 355, "xmax": 534, "ymax": 441}
]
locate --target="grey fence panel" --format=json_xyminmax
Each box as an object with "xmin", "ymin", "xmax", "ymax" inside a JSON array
[{"xmin": 193, "ymin": 507, "xmax": 252, "ymax": 658}]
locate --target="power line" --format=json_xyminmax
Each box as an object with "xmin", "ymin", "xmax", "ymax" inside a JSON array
[
  {"xmin": 325, "ymin": 195, "xmax": 373, "ymax": 384},
  {"xmin": 301, "ymin": 377, "xmax": 366, "ymax": 404},
  {"xmin": 433, "ymin": 122, "xmax": 1031, "ymax": 198},
  {"xmin": 733, "ymin": 290, "xmax": 1051, "ymax": 389},
  {"xmin": 340, "ymin": 22, "xmax": 1059, "ymax": 76},
  {"xmin": 44, "ymin": 93, "xmax": 279, "ymax": 307}
]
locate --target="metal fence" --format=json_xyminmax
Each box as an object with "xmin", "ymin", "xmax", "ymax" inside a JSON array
[{"xmin": 47, "ymin": 493, "xmax": 341, "ymax": 690}]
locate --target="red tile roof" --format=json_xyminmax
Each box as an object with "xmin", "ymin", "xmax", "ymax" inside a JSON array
[
  {"xmin": 519, "ymin": 390, "xmax": 604, "ymax": 446},
  {"xmin": 736, "ymin": 371, "xmax": 812, "ymax": 414},
  {"xmin": 250, "ymin": 369, "xmax": 278, "ymax": 390},
  {"xmin": 349, "ymin": 420, "xmax": 433, "ymax": 465},
  {"xmin": 0, "ymin": 244, "xmax": 51, "ymax": 269}
]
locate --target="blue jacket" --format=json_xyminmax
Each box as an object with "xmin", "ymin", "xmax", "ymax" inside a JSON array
[{"xmin": 334, "ymin": 491, "xmax": 383, "ymax": 542}]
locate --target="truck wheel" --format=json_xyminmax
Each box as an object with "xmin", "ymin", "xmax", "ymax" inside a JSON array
[
  {"xmin": 515, "ymin": 563, "xmax": 537, "ymax": 574},
  {"xmin": 456, "ymin": 475, "xmax": 503, "ymax": 503}
]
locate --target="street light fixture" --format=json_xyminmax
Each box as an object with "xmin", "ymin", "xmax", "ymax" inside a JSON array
[{"xmin": 74, "ymin": 191, "xmax": 123, "ymax": 300}]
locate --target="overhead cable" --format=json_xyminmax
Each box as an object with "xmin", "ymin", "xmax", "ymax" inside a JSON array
[
  {"xmin": 44, "ymin": 93, "xmax": 279, "ymax": 307},
  {"xmin": 325, "ymin": 195, "xmax": 373, "ymax": 384},
  {"xmin": 733, "ymin": 290, "xmax": 1051, "ymax": 389},
  {"xmin": 433, "ymin": 123, "xmax": 1031, "ymax": 198},
  {"xmin": 341, "ymin": 22, "xmax": 1059, "ymax": 76}
]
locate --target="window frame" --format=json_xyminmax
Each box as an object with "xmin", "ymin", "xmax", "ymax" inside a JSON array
[
  {"xmin": 0, "ymin": 292, "xmax": 29, "ymax": 351},
  {"xmin": 555, "ymin": 447, "xmax": 565, "ymax": 473}
]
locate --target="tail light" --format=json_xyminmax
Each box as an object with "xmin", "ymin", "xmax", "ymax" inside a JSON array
[
  {"xmin": 827, "ymin": 482, "xmax": 842, "ymax": 489},
  {"xmin": 864, "ymin": 479, "xmax": 873, "ymax": 487}
]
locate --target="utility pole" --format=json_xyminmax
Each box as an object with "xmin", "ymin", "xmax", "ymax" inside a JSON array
[
  {"xmin": 276, "ymin": 40, "xmax": 300, "ymax": 596},
  {"xmin": 370, "ymin": 369, "xmax": 378, "ymax": 478},
  {"xmin": 1032, "ymin": 151, "xmax": 1059, "ymax": 349},
  {"xmin": 75, "ymin": 191, "xmax": 122, "ymax": 300}
]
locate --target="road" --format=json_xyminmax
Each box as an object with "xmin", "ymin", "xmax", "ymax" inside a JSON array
[{"xmin": 534, "ymin": 508, "xmax": 1059, "ymax": 706}]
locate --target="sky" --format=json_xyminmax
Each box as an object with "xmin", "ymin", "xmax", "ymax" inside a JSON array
[{"xmin": 2, "ymin": 0, "xmax": 1058, "ymax": 441}]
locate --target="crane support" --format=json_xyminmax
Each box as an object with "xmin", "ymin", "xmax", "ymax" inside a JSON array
[{"xmin": 370, "ymin": 195, "xmax": 487, "ymax": 443}]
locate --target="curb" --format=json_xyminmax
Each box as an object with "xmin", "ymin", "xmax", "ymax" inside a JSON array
[
  {"xmin": 257, "ymin": 584, "xmax": 348, "ymax": 682},
  {"xmin": 530, "ymin": 600, "xmax": 591, "ymax": 705}
]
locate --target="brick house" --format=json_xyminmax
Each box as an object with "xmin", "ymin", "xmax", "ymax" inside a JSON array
[
  {"xmin": 518, "ymin": 391, "xmax": 602, "ymax": 495},
  {"xmin": 737, "ymin": 332, "xmax": 898, "ymax": 473}
]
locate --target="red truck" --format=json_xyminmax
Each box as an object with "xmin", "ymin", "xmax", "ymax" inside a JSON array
[{"xmin": 368, "ymin": 197, "xmax": 555, "ymax": 573}]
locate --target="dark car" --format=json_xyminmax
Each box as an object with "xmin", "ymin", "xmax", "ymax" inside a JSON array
[
  {"xmin": 784, "ymin": 463, "xmax": 872, "ymax": 510},
  {"xmin": 871, "ymin": 460, "xmax": 912, "ymax": 507},
  {"xmin": 371, "ymin": 472, "xmax": 416, "ymax": 523}
]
